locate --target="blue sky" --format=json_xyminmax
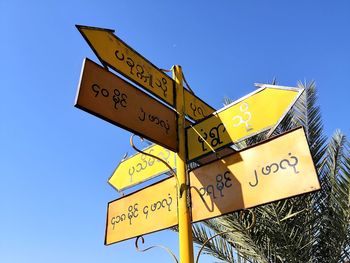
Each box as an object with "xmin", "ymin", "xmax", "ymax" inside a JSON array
[{"xmin": 1, "ymin": 1, "xmax": 349, "ymax": 262}]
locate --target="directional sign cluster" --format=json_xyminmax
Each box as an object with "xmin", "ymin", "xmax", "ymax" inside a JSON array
[{"xmin": 75, "ymin": 25, "xmax": 320, "ymax": 247}]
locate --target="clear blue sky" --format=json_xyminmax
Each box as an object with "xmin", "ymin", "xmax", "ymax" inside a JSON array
[{"xmin": 1, "ymin": 1, "xmax": 349, "ymax": 262}]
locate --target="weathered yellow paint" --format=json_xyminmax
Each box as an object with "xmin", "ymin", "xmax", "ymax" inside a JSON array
[
  {"xmin": 190, "ymin": 127, "xmax": 320, "ymax": 223},
  {"xmin": 108, "ymin": 144, "xmax": 176, "ymax": 191},
  {"xmin": 186, "ymin": 85, "xmax": 303, "ymax": 161},
  {"xmin": 105, "ymin": 177, "xmax": 178, "ymax": 245}
]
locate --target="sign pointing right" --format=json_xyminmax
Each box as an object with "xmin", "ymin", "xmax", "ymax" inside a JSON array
[{"xmin": 186, "ymin": 85, "xmax": 304, "ymax": 161}]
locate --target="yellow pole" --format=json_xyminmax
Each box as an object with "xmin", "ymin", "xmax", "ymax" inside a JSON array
[{"xmin": 173, "ymin": 65, "xmax": 194, "ymax": 263}]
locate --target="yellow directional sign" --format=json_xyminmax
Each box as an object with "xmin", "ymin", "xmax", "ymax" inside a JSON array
[
  {"xmin": 76, "ymin": 25, "xmax": 174, "ymax": 105},
  {"xmin": 183, "ymin": 90, "xmax": 216, "ymax": 121},
  {"xmin": 105, "ymin": 177, "xmax": 178, "ymax": 245},
  {"xmin": 76, "ymin": 25, "xmax": 215, "ymax": 121},
  {"xmin": 186, "ymin": 85, "xmax": 304, "ymax": 161},
  {"xmin": 108, "ymin": 144, "xmax": 176, "ymax": 191},
  {"xmin": 190, "ymin": 127, "xmax": 320, "ymax": 223},
  {"xmin": 75, "ymin": 58, "xmax": 178, "ymax": 151}
]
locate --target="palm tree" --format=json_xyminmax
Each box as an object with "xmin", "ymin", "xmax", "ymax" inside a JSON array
[{"xmin": 192, "ymin": 81, "xmax": 350, "ymax": 263}]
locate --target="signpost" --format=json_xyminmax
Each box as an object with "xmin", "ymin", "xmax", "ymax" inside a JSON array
[
  {"xmin": 75, "ymin": 58, "xmax": 177, "ymax": 151},
  {"xmin": 186, "ymin": 85, "xmax": 304, "ymax": 161},
  {"xmin": 76, "ymin": 25, "xmax": 215, "ymax": 121},
  {"xmin": 105, "ymin": 177, "xmax": 178, "ymax": 245},
  {"xmin": 75, "ymin": 24, "xmax": 320, "ymax": 263},
  {"xmin": 108, "ymin": 144, "xmax": 176, "ymax": 192},
  {"xmin": 173, "ymin": 66, "xmax": 194, "ymax": 262},
  {"xmin": 190, "ymin": 127, "xmax": 320, "ymax": 222}
]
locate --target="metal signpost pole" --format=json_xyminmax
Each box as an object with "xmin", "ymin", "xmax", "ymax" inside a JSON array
[{"xmin": 173, "ymin": 65, "xmax": 194, "ymax": 263}]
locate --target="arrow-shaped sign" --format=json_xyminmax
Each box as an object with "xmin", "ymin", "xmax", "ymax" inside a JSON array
[
  {"xmin": 190, "ymin": 127, "xmax": 320, "ymax": 223},
  {"xmin": 108, "ymin": 144, "xmax": 176, "ymax": 192},
  {"xmin": 186, "ymin": 84, "xmax": 304, "ymax": 161},
  {"xmin": 105, "ymin": 177, "xmax": 178, "ymax": 245},
  {"xmin": 76, "ymin": 25, "xmax": 215, "ymax": 121}
]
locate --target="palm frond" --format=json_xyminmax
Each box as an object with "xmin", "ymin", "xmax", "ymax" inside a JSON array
[
  {"xmin": 292, "ymin": 80, "xmax": 327, "ymax": 166},
  {"xmin": 223, "ymin": 96, "xmax": 234, "ymax": 106},
  {"xmin": 192, "ymin": 214, "xmax": 269, "ymax": 263},
  {"xmin": 192, "ymin": 222, "xmax": 236, "ymax": 262},
  {"xmin": 314, "ymin": 130, "xmax": 350, "ymax": 263}
]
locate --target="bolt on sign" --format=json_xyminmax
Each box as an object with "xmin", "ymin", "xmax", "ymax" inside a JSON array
[
  {"xmin": 76, "ymin": 25, "xmax": 215, "ymax": 121},
  {"xmin": 190, "ymin": 127, "xmax": 320, "ymax": 223},
  {"xmin": 105, "ymin": 177, "xmax": 178, "ymax": 245},
  {"xmin": 108, "ymin": 144, "xmax": 176, "ymax": 192},
  {"xmin": 186, "ymin": 85, "xmax": 304, "ymax": 161},
  {"xmin": 75, "ymin": 58, "xmax": 177, "ymax": 151}
]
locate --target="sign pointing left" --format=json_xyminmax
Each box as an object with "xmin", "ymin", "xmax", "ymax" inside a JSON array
[
  {"xmin": 75, "ymin": 58, "xmax": 178, "ymax": 151},
  {"xmin": 106, "ymin": 177, "xmax": 178, "ymax": 245},
  {"xmin": 109, "ymin": 144, "xmax": 176, "ymax": 192},
  {"xmin": 76, "ymin": 25, "xmax": 174, "ymax": 106}
]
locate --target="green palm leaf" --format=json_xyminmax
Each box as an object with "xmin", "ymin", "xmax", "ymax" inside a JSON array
[{"xmin": 314, "ymin": 130, "xmax": 350, "ymax": 262}]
